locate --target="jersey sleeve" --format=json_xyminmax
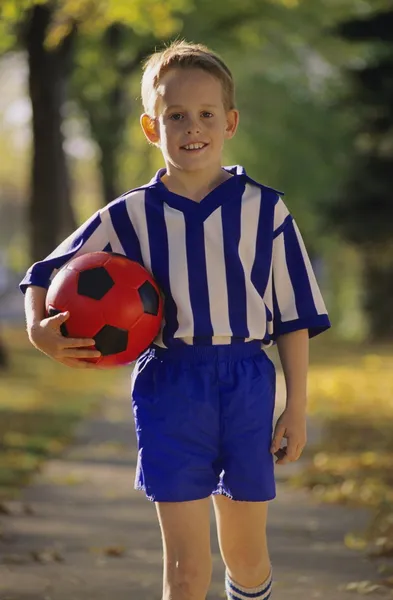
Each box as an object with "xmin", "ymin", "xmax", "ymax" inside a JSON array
[
  {"xmin": 270, "ymin": 198, "xmax": 331, "ymax": 340},
  {"xmin": 19, "ymin": 210, "xmax": 111, "ymax": 295}
]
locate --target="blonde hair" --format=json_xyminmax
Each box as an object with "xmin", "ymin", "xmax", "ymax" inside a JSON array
[{"xmin": 141, "ymin": 40, "xmax": 236, "ymax": 116}]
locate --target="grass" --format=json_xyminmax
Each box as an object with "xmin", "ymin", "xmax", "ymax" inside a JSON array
[
  {"xmin": 292, "ymin": 330, "xmax": 393, "ymax": 558},
  {"xmin": 0, "ymin": 325, "xmax": 123, "ymax": 500}
]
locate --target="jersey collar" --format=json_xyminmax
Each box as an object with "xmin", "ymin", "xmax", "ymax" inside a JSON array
[{"xmin": 148, "ymin": 165, "xmax": 284, "ymax": 197}]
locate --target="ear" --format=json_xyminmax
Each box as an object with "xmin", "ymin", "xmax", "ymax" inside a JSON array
[
  {"xmin": 140, "ymin": 113, "xmax": 160, "ymax": 145},
  {"xmin": 224, "ymin": 109, "xmax": 239, "ymax": 140}
]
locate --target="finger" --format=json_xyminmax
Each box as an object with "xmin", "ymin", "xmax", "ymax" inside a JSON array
[
  {"xmin": 281, "ymin": 443, "xmax": 305, "ymax": 464},
  {"xmin": 271, "ymin": 426, "xmax": 285, "ymax": 454},
  {"xmin": 294, "ymin": 444, "xmax": 306, "ymax": 461},
  {"xmin": 49, "ymin": 311, "xmax": 70, "ymax": 323},
  {"xmin": 63, "ymin": 338, "xmax": 97, "ymax": 348},
  {"xmin": 286, "ymin": 439, "xmax": 299, "ymax": 462}
]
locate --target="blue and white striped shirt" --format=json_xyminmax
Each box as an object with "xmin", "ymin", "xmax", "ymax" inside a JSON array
[{"xmin": 20, "ymin": 165, "xmax": 330, "ymax": 348}]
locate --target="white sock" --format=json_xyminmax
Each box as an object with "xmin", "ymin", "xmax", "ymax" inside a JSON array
[{"xmin": 225, "ymin": 566, "xmax": 272, "ymax": 599}]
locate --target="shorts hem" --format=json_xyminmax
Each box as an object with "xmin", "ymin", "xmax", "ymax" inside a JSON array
[
  {"xmin": 134, "ymin": 484, "xmax": 213, "ymax": 503},
  {"xmin": 212, "ymin": 488, "xmax": 277, "ymax": 502}
]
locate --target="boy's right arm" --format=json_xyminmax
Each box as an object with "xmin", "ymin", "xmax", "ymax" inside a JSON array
[
  {"xmin": 21, "ymin": 208, "xmax": 111, "ymax": 368},
  {"xmin": 21, "ymin": 201, "xmax": 144, "ymax": 367},
  {"xmin": 25, "ymin": 285, "xmax": 101, "ymax": 368}
]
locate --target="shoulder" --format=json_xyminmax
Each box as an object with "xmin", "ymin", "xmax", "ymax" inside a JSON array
[
  {"xmin": 102, "ymin": 170, "xmax": 165, "ymax": 214},
  {"xmin": 226, "ymin": 166, "xmax": 293, "ymax": 235},
  {"xmin": 117, "ymin": 186, "xmax": 149, "ymax": 205},
  {"xmin": 273, "ymin": 197, "xmax": 293, "ymax": 235},
  {"xmin": 227, "ymin": 164, "xmax": 288, "ymax": 219},
  {"xmin": 100, "ymin": 183, "xmax": 155, "ymax": 216},
  {"xmin": 225, "ymin": 165, "xmax": 283, "ymax": 202}
]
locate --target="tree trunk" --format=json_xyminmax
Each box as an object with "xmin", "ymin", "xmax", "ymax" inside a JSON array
[
  {"xmin": 90, "ymin": 26, "xmax": 128, "ymax": 206},
  {"xmin": 84, "ymin": 26, "xmax": 153, "ymax": 206},
  {"xmin": 25, "ymin": 4, "xmax": 76, "ymax": 262}
]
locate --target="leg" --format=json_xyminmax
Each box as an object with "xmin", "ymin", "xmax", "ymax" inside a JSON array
[
  {"xmin": 156, "ymin": 497, "xmax": 212, "ymax": 600},
  {"xmin": 213, "ymin": 495, "xmax": 272, "ymax": 596},
  {"xmin": 214, "ymin": 350, "xmax": 276, "ymax": 596}
]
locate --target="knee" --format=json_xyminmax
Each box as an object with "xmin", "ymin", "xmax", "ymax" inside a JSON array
[
  {"xmin": 225, "ymin": 555, "xmax": 271, "ymax": 588},
  {"xmin": 165, "ymin": 558, "xmax": 212, "ymax": 598}
]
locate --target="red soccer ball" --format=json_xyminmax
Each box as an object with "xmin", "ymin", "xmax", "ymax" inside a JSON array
[{"xmin": 45, "ymin": 252, "xmax": 163, "ymax": 367}]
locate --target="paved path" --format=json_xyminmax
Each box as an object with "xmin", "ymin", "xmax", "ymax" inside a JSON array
[{"xmin": 0, "ymin": 369, "xmax": 390, "ymax": 599}]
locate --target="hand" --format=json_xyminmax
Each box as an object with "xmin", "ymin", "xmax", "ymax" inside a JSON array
[
  {"xmin": 271, "ymin": 407, "xmax": 307, "ymax": 465},
  {"xmin": 28, "ymin": 311, "xmax": 101, "ymax": 369}
]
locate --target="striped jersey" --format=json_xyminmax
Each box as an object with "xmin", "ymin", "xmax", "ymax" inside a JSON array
[{"xmin": 20, "ymin": 165, "xmax": 330, "ymax": 348}]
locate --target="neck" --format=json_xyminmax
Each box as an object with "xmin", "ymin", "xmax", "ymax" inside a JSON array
[{"xmin": 161, "ymin": 164, "xmax": 232, "ymax": 202}]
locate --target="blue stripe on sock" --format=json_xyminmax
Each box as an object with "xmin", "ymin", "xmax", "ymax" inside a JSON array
[
  {"xmin": 225, "ymin": 572, "xmax": 272, "ymax": 599},
  {"xmin": 227, "ymin": 591, "xmax": 271, "ymax": 600}
]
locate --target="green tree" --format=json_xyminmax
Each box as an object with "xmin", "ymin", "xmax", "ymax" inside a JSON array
[
  {"xmin": 326, "ymin": 8, "xmax": 393, "ymax": 339},
  {"xmin": 0, "ymin": 0, "xmax": 189, "ymax": 258},
  {"xmin": 71, "ymin": 0, "xmax": 304, "ymax": 206},
  {"xmin": 71, "ymin": 26, "xmax": 156, "ymax": 204}
]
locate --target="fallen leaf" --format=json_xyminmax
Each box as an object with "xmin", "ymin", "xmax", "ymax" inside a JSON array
[
  {"xmin": 342, "ymin": 580, "xmax": 385, "ymax": 595},
  {"xmin": 345, "ymin": 533, "xmax": 368, "ymax": 551},
  {"xmin": 89, "ymin": 545, "xmax": 127, "ymax": 557},
  {"xmin": 104, "ymin": 545, "xmax": 126, "ymax": 557},
  {"xmin": 31, "ymin": 549, "xmax": 64, "ymax": 564}
]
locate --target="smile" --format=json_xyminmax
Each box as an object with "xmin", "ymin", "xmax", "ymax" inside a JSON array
[{"xmin": 181, "ymin": 143, "xmax": 208, "ymax": 151}]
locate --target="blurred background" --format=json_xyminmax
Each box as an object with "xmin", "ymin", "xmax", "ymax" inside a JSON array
[
  {"xmin": 0, "ymin": 0, "xmax": 392, "ymax": 345},
  {"xmin": 0, "ymin": 0, "xmax": 393, "ymax": 572}
]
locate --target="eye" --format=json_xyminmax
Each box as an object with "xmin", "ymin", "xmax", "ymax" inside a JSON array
[
  {"xmin": 201, "ymin": 111, "xmax": 213, "ymax": 118},
  {"xmin": 169, "ymin": 113, "xmax": 183, "ymax": 121}
]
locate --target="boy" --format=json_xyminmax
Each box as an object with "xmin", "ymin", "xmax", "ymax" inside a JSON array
[{"xmin": 21, "ymin": 41, "xmax": 330, "ymax": 600}]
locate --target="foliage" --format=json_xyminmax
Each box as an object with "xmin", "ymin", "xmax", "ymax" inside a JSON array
[
  {"xmin": 327, "ymin": 8, "xmax": 393, "ymax": 247},
  {"xmin": 1, "ymin": 0, "xmax": 393, "ymax": 336},
  {"xmin": 0, "ymin": 0, "xmax": 190, "ymax": 51},
  {"xmin": 0, "ymin": 0, "xmax": 381, "ymax": 218},
  {"xmin": 321, "ymin": 7, "xmax": 393, "ymax": 338},
  {"xmin": 293, "ymin": 335, "xmax": 393, "ymax": 556}
]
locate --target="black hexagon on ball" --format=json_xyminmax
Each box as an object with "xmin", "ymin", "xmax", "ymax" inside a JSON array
[
  {"xmin": 77, "ymin": 267, "xmax": 115, "ymax": 300},
  {"xmin": 94, "ymin": 324, "xmax": 128, "ymax": 356}
]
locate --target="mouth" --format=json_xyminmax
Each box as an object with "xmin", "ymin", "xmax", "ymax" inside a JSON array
[{"xmin": 180, "ymin": 142, "xmax": 209, "ymax": 152}]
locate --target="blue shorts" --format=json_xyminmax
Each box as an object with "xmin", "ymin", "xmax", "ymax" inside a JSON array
[{"xmin": 131, "ymin": 341, "xmax": 276, "ymax": 503}]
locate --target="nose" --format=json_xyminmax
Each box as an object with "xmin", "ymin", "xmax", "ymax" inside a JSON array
[{"xmin": 185, "ymin": 116, "xmax": 201, "ymax": 135}]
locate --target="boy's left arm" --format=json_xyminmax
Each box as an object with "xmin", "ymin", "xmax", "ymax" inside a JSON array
[{"xmin": 271, "ymin": 328, "xmax": 309, "ymax": 465}]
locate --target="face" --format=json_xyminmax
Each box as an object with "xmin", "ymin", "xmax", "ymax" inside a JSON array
[{"xmin": 141, "ymin": 68, "xmax": 239, "ymax": 174}]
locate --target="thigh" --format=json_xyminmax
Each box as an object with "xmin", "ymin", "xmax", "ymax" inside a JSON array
[
  {"xmin": 156, "ymin": 498, "xmax": 212, "ymax": 577},
  {"xmin": 212, "ymin": 494, "xmax": 269, "ymax": 569}
]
